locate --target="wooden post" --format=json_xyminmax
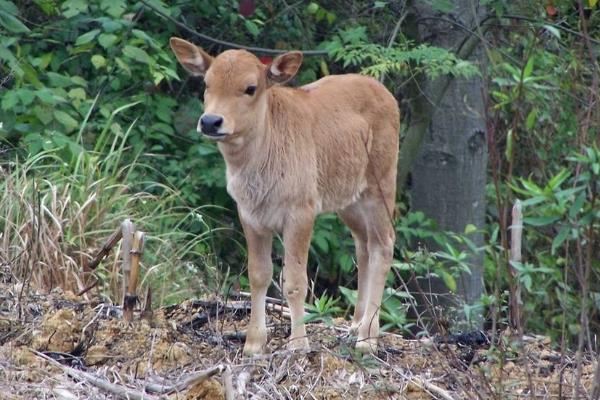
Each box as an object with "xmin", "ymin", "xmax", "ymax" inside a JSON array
[
  {"xmin": 123, "ymin": 231, "xmax": 144, "ymax": 322},
  {"xmin": 120, "ymin": 219, "xmax": 135, "ymax": 307},
  {"xmin": 141, "ymin": 286, "xmax": 153, "ymax": 322},
  {"xmin": 509, "ymin": 200, "xmax": 523, "ymax": 333}
]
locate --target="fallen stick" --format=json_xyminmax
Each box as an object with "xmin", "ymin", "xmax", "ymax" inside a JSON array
[
  {"xmin": 144, "ymin": 365, "xmax": 226, "ymax": 394},
  {"xmin": 52, "ymin": 388, "xmax": 79, "ymax": 400},
  {"xmin": 236, "ymin": 291, "xmax": 285, "ymax": 306},
  {"xmin": 33, "ymin": 350, "xmax": 160, "ymax": 400},
  {"xmin": 411, "ymin": 376, "xmax": 456, "ymax": 400}
]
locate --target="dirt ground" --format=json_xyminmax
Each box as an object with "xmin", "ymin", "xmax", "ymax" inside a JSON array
[{"xmin": 0, "ymin": 282, "xmax": 597, "ymax": 399}]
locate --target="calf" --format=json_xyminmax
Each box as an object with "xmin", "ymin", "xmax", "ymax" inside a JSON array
[{"xmin": 170, "ymin": 37, "xmax": 400, "ymax": 355}]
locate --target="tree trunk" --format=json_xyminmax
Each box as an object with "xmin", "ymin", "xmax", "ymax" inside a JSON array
[{"xmin": 406, "ymin": 1, "xmax": 488, "ymax": 329}]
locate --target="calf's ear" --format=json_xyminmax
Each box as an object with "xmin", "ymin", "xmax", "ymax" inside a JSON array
[
  {"xmin": 267, "ymin": 51, "xmax": 303, "ymax": 85},
  {"xmin": 169, "ymin": 37, "xmax": 213, "ymax": 76}
]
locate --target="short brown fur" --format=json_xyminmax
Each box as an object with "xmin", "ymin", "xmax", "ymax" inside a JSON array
[{"xmin": 170, "ymin": 37, "xmax": 400, "ymax": 355}]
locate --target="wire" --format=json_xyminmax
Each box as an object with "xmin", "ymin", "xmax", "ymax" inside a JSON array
[{"xmin": 139, "ymin": 0, "xmax": 329, "ymax": 56}]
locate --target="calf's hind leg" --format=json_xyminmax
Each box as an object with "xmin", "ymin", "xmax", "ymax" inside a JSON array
[
  {"xmin": 338, "ymin": 205, "xmax": 370, "ymax": 331},
  {"xmin": 354, "ymin": 194, "xmax": 396, "ymax": 354}
]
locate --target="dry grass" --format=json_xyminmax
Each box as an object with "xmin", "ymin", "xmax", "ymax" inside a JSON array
[
  {"xmin": 0, "ymin": 148, "xmax": 221, "ymax": 307},
  {"xmin": 0, "ymin": 284, "xmax": 597, "ymax": 399}
]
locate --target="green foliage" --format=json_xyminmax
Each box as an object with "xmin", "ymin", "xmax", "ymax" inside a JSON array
[
  {"xmin": 304, "ymin": 293, "xmax": 343, "ymax": 326},
  {"xmin": 484, "ymin": 0, "xmax": 600, "ymax": 343},
  {"xmin": 325, "ymin": 27, "xmax": 479, "ymax": 80},
  {"xmin": 500, "ymin": 147, "xmax": 599, "ymax": 339}
]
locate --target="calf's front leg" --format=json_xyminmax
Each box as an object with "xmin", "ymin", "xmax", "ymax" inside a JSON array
[
  {"xmin": 282, "ymin": 208, "xmax": 315, "ymax": 350},
  {"xmin": 241, "ymin": 218, "xmax": 273, "ymax": 356}
]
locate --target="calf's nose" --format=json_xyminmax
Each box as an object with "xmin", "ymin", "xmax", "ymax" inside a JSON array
[{"xmin": 200, "ymin": 114, "xmax": 223, "ymax": 134}]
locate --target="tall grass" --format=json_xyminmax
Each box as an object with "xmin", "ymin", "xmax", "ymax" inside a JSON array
[{"xmin": 0, "ymin": 120, "xmax": 226, "ymax": 305}]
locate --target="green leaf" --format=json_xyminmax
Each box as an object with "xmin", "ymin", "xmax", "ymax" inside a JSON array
[
  {"xmin": 70, "ymin": 76, "xmax": 88, "ymax": 87},
  {"xmin": 101, "ymin": 19, "xmax": 122, "ymax": 32},
  {"xmin": 552, "ymin": 226, "xmax": 569, "ymax": 254},
  {"xmin": 36, "ymin": 88, "xmax": 60, "ymax": 104},
  {"xmin": 0, "ymin": 9, "xmax": 30, "ymax": 33},
  {"xmin": 100, "ymin": 0, "xmax": 126, "ymax": 18},
  {"xmin": 526, "ymin": 108, "xmax": 537, "ymax": 131},
  {"xmin": 68, "ymin": 87, "xmax": 86, "ymax": 101},
  {"xmin": 91, "ymin": 54, "xmax": 106, "ymax": 69},
  {"xmin": 32, "ymin": 0, "xmax": 57, "ymax": 15},
  {"xmin": 33, "ymin": 105, "xmax": 53, "ymax": 124},
  {"xmin": 17, "ymin": 89, "xmax": 35, "ymax": 105},
  {"xmin": 61, "ymin": 0, "xmax": 88, "ymax": 18},
  {"xmin": 1, "ymin": 90, "xmax": 18, "ymax": 110},
  {"xmin": 115, "ymin": 57, "xmax": 131, "ymax": 76},
  {"xmin": 425, "ymin": 0, "xmax": 454, "ymax": 13},
  {"xmin": 75, "ymin": 28, "xmax": 100, "ymax": 46},
  {"xmin": 244, "ymin": 19, "xmax": 260, "ymax": 38},
  {"xmin": 132, "ymin": 29, "xmax": 160, "ymax": 50},
  {"xmin": 47, "ymin": 72, "xmax": 72, "ymax": 87},
  {"xmin": 523, "ymin": 55, "xmax": 535, "ymax": 79},
  {"xmin": 0, "ymin": 1, "xmax": 19, "ymax": 15},
  {"xmin": 98, "ymin": 33, "xmax": 118, "ymax": 48},
  {"xmin": 464, "ymin": 224, "xmax": 478, "ymax": 234},
  {"xmin": 524, "ymin": 215, "xmax": 560, "ymax": 226},
  {"xmin": 122, "ymin": 45, "xmax": 153, "ymax": 64},
  {"xmin": 53, "ymin": 110, "xmax": 78, "ymax": 132},
  {"xmin": 440, "ymin": 271, "xmax": 457, "ymax": 292},
  {"xmin": 543, "ymin": 25, "xmax": 561, "ymax": 39},
  {"xmin": 568, "ymin": 191, "xmax": 586, "ymax": 218},
  {"xmin": 339, "ymin": 286, "xmax": 357, "ymax": 306},
  {"xmin": 313, "ymin": 234, "xmax": 329, "ymax": 252},
  {"xmin": 547, "ymin": 169, "xmax": 570, "ymax": 191}
]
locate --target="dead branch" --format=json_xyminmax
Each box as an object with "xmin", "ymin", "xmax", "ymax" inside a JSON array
[
  {"xmin": 33, "ymin": 350, "xmax": 161, "ymax": 400},
  {"xmin": 144, "ymin": 365, "xmax": 226, "ymax": 394},
  {"xmin": 52, "ymin": 387, "xmax": 79, "ymax": 400},
  {"xmin": 236, "ymin": 290, "xmax": 285, "ymax": 306},
  {"xmin": 85, "ymin": 224, "xmax": 123, "ymax": 270},
  {"xmin": 412, "ymin": 376, "xmax": 457, "ymax": 400},
  {"xmin": 76, "ymin": 277, "xmax": 99, "ymax": 296}
]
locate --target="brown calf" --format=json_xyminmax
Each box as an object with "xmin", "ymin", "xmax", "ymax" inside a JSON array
[{"xmin": 170, "ymin": 37, "xmax": 400, "ymax": 355}]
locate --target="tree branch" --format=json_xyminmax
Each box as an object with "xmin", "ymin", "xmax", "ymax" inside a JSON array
[{"xmin": 139, "ymin": 0, "xmax": 329, "ymax": 56}]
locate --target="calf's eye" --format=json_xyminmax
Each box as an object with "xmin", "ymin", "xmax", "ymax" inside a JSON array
[{"xmin": 244, "ymin": 85, "xmax": 257, "ymax": 96}]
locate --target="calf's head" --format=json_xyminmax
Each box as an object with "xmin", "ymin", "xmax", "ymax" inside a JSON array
[{"xmin": 169, "ymin": 37, "xmax": 303, "ymax": 141}]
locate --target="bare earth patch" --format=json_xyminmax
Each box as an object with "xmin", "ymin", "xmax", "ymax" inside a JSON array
[{"xmin": 0, "ymin": 283, "xmax": 595, "ymax": 399}]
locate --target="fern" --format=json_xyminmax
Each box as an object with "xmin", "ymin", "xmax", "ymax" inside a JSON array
[{"xmin": 324, "ymin": 28, "xmax": 479, "ymax": 80}]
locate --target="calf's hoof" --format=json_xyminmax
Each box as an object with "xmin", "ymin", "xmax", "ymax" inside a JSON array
[
  {"xmin": 243, "ymin": 330, "xmax": 267, "ymax": 356},
  {"xmin": 243, "ymin": 340, "xmax": 266, "ymax": 356},
  {"xmin": 355, "ymin": 337, "xmax": 378, "ymax": 354}
]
